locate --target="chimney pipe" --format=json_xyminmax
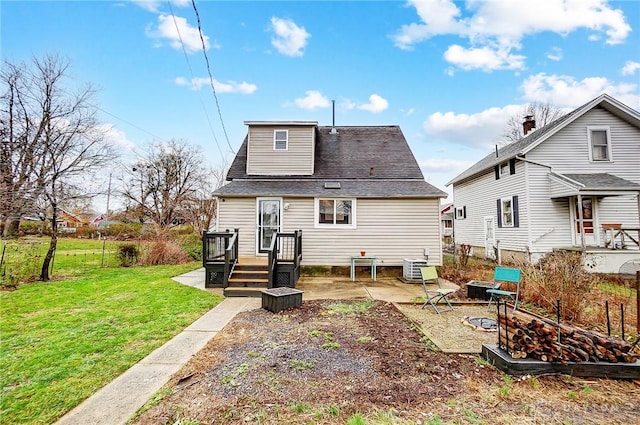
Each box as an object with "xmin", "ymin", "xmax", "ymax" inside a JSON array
[
  {"xmin": 523, "ymin": 115, "xmax": 536, "ymax": 135},
  {"xmin": 330, "ymin": 99, "xmax": 338, "ymax": 134}
]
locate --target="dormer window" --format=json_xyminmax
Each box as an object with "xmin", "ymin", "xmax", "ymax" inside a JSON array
[{"xmin": 274, "ymin": 130, "xmax": 288, "ymax": 150}]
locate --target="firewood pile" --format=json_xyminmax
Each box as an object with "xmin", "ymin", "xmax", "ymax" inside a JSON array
[{"xmin": 499, "ymin": 309, "xmax": 640, "ymax": 364}]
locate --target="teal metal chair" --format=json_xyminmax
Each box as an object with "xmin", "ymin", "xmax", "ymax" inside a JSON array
[
  {"xmin": 420, "ymin": 266, "xmax": 455, "ymax": 314},
  {"xmin": 486, "ymin": 267, "xmax": 522, "ymax": 311}
]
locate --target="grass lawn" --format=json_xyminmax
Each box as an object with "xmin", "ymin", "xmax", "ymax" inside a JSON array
[{"xmin": 1, "ymin": 262, "xmax": 222, "ymax": 425}]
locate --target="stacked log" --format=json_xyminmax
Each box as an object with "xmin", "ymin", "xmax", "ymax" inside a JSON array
[{"xmin": 498, "ymin": 309, "xmax": 639, "ymax": 364}]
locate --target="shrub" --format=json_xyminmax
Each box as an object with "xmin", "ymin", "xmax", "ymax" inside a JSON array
[
  {"xmin": 521, "ymin": 251, "xmax": 598, "ymax": 322},
  {"xmin": 117, "ymin": 243, "xmax": 140, "ymax": 267},
  {"xmin": 179, "ymin": 233, "xmax": 202, "ymax": 261},
  {"xmin": 140, "ymin": 238, "xmax": 189, "ymax": 266}
]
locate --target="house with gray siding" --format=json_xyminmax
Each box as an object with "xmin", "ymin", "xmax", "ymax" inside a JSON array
[
  {"xmin": 213, "ymin": 121, "xmax": 446, "ymax": 275},
  {"xmin": 447, "ymin": 94, "xmax": 640, "ymax": 274}
]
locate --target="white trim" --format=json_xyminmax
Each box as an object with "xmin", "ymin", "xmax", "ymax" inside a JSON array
[
  {"xmin": 483, "ymin": 216, "xmax": 496, "ymax": 260},
  {"xmin": 587, "ymin": 126, "xmax": 612, "ymax": 162},
  {"xmin": 500, "ymin": 196, "xmax": 514, "ymax": 228},
  {"xmin": 256, "ymin": 197, "xmax": 283, "ymax": 255},
  {"xmin": 273, "ymin": 129, "xmax": 288, "ymax": 151},
  {"xmin": 314, "ymin": 198, "xmax": 357, "ymax": 229}
]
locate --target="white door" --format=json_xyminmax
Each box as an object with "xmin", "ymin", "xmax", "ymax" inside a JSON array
[
  {"xmin": 484, "ymin": 216, "xmax": 496, "ymax": 260},
  {"xmin": 257, "ymin": 198, "xmax": 282, "ymax": 254},
  {"xmin": 571, "ymin": 197, "xmax": 597, "ymax": 246}
]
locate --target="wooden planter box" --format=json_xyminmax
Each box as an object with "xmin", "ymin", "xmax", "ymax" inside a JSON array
[
  {"xmin": 262, "ymin": 287, "xmax": 303, "ymax": 313},
  {"xmin": 466, "ymin": 280, "xmax": 494, "ymax": 300}
]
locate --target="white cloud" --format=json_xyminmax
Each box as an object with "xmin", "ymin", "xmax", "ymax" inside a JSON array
[
  {"xmin": 392, "ymin": 0, "xmax": 631, "ymax": 71},
  {"xmin": 175, "ymin": 76, "xmax": 257, "ymax": 94},
  {"xmin": 546, "ymin": 47, "xmax": 563, "ymax": 61},
  {"xmin": 419, "ymin": 158, "xmax": 476, "ymax": 174},
  {"xmin": 424, "ymin": 104, "xmax": 523, "ymax": 150},
  {"xmin": 358, "ymin": 94, "xmax": 389, "ymax": 113},
  {"xmin": 622, "ymin": 61, "xmax": 640, "ymax": 76},
  {"xmin": 132, "ymin": 0, "xmax": 190, "ymax": 13},
  {"xmin": 270, "ymin": 17, "xmax": 310, "ymax": 57},
  {"xmin": 294, "ymin": 90, "xmax": 330, "ymax": 110},
  {"xmin": 147, "ymin": 14, "xmax": 209, "ymax": 54},
  {"xmin": 444, "ymin": 44, "xmax": 525, "ymax": 71},
  {"xmin": 520, "ymin": 72, "xmax": 639, "ymax": 108},
  {"xmin": 100, "ymin": 125, "xmax": 136, "ymax": 151}
]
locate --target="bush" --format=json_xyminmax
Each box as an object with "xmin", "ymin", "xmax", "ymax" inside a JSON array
[
  {"xmin": 117, "ymin": 243, "xmax": 140, "ymax": 267},
  {"xmin": 521, "ymin": 251, "xmax": 598, "ymax": 323},
  {"xmin": 140, "ymin": 238, "xmax": 189, "ymax": 266},
  {"xmin": 179, "ymin": 233, "xmax": 202, "ymax": 261}
]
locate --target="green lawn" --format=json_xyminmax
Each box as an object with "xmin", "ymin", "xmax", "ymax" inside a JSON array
[{"xmin": 0, "ymin": 262, "xmax": 222, "ymax": 425}]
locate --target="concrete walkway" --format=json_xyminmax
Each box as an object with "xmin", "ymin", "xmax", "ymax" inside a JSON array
[{"xmin": 55, "ymin": 268, "xmax": 452, "ymax": 425}]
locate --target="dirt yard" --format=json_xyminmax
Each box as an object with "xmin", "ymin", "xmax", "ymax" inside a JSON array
[{"xmin": 131, "ymin": 300, "xmax": 640, "ymax": 425}]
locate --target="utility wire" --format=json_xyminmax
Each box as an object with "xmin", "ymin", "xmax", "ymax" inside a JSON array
[
  {"xmin": 167, "ymin": 0, "xmax": 228, "ymax": 168},
  {"xmin": 190, "ymin": 0, "xmax": 235, "ymax": 155}
]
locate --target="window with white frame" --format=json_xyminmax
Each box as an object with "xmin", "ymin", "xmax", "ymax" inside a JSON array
[
  {"xmin": 499, "ymin": 162, "xmax": 509, "ymax": 176},
  {"xmin": 274, "ymin": 130, "xmax": 288, "ymax": 150},
  {"xmin": 316, "ymin": 198, "xmax": 355, "ymax": 227},
  {"xmin": 500, "ymin": 197, "xmax": 513, "ymax": 227},
  {"xmin": 455, "ymin": 206, "xmax": 466, "ymax": 219},
  {"xmin": 588, "ymin": 127, "xmax": 611, "ymax": 161}
]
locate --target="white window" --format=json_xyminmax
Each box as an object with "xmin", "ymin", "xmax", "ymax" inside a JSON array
[
  {"xmin": 315, "ymin": 198, "xmax": 355, "ymax": 228},
  {"xmin": 274, "ymin": 130, "xmax": 288, "ymax": 150},
  {"xmin": 500, "ymin": 197, "xmax": 513, "ymax": 227},
  {"xmin": 588, "ymin": 126, "xmax": 611, "ymax": 161},
  {"xmin": 499, "ymin": 162, "xmax": 509, "ymax": 176},
  {"xmin": 455, "ymin": 206, "xmax": 466, "ymax": 219}
]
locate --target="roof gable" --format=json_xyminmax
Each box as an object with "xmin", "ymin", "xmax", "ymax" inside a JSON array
[{"xmin": 447, "ymin": 93, "xmax": 640, "ymax": 186}]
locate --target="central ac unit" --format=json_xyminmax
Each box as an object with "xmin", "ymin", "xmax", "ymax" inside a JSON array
[{"xmin": 403, "ymin": 258, "xmax": 428, "ymax": 281}]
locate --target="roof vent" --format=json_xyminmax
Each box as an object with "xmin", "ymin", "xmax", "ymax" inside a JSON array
[{"xmin": 324, "ymin": 182, "xmax": 341, "ymax": 189}]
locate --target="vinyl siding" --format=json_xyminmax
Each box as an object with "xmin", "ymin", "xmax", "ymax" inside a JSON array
[
  {"xmin": 246, "ymin": 125, "xmax": 315, "ymax": 175},
  {"xmin": 283, "ymin": 197, "xmax": 441, "ymax": 266},
  {"xmin": 218, "ymin": 196, "xmax": 442, "ymax": 266},
  {"xmin": 526, "ymin": 106, "xmax": 640, "ymax": 244},
  {"xmin": 216, "ymin": 197, "xmax": 257, "ymax": 257},
  {"xmin": 453, "ymin": 160, "xmax": 529, "ymax": 254}
]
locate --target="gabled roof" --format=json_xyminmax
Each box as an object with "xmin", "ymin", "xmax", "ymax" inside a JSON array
[
  {"xmin": 447, "ymin": 94, "xmax": 640, "ymax": 186},
  {"xmin": 219, "ymin": 125, "xmax": 447, "ymax": 198}
]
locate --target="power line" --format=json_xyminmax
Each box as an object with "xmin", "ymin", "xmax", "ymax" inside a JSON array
[
  {"xmin": 167, "ymin": 0, "xmax": 229, "ymax": 168},
  {"xmin": 190, "ymin": 0, "xmax": 235, "ymax": 155}
]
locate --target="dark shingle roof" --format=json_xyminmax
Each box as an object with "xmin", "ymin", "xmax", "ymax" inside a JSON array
[
  {"xmin": 219, "ymin": 125, "xmax": 447, "ymax": 198},
  {"xmin": 215, "ymin": 179, "xmax": 445, "ymax": 198},
  {"xmin": 227, "ymin": 125, "xmax": 425, "ymax": 180},
  {"xmin": 562, "ymin": 173, "xmax": 640, "ymax": 191},
  {"xmin": 447, "ymin": 93, "xmax": 640, "ymax": 186}
]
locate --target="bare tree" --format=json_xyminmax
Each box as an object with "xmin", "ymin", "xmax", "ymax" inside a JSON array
[
  {"xmin": 502, "ymin": 102, "xmax": 565, "ymax": 144},
  {"xmin": 181, "ymin": 166, "xmax": 225, "ymax": 234},
  {"xmin": 1, "ymin": 54, "xmax": 117, "ymax": 280},
  {"xmin": 0, "ymin": 60, "xmax": 45, "ymax": 237},
  {"xmin": 122, "ymin": 139, "xmax": 210, "ymax": 232}
]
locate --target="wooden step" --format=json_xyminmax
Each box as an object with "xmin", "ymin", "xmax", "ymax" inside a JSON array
[
  {"xmin": 227, "ymin": 278, "xmax": 269, "ymax": 288},
  {"xmin": 223, "ymin": 286, "xmax": 265, "ymax": 297}
]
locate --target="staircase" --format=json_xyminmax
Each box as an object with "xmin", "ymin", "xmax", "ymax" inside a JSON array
[{"xmin": 223, "ymin": 258, "xmax": 269, "ymax": 297}]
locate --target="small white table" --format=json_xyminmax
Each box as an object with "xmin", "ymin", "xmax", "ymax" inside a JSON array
[{"xmin": 350, "ymin": 256, "xmax": 377, "ymax": 281}]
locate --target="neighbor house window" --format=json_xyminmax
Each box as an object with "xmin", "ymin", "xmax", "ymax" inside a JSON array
[
  {"xmin": 497, "ymin": 196, "xmax": 519, "ymax": 228},
  {"xmin": 274, "ymin": 130, "xmax": 288, "ymax": 150},
  {"xmin": 455, "ymin": 206, "xmax": 466, "ymax": 219},
  {"xmin": 316, "ymin": 198, "xmax": 355, "ymax": 228},
  {"xmin": 588, "ymin": 127, "xmax": 611, "ymax": 161}
]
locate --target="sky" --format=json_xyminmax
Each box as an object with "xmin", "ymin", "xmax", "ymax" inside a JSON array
[{"xmin": 2, "ymin": 0, "xmax": 640, "ymax": 211}]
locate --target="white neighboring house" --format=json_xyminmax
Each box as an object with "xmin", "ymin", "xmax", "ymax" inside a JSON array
[{"xmin": 447, "ymin": 94, "xmax": 640, "ymax": 274}]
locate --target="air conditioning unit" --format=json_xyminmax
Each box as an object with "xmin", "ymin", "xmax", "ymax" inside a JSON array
[{"xmin": 403, "ymin": 258, "xmax": 428, "ymax": 281}]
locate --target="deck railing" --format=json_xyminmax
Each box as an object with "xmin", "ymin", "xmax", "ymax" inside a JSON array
[
  {"xmin": 267, "ymin": 230, "xmax": 302, "ymax": 288},
  {"xmin": 202, "ymin": 228, "xmax": 238, "ymax": 287}
]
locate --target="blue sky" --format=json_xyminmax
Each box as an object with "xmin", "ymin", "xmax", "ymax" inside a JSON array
[{"xmin": 2, "ymin": 0, "xmax": 640, "ymax": 209}]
